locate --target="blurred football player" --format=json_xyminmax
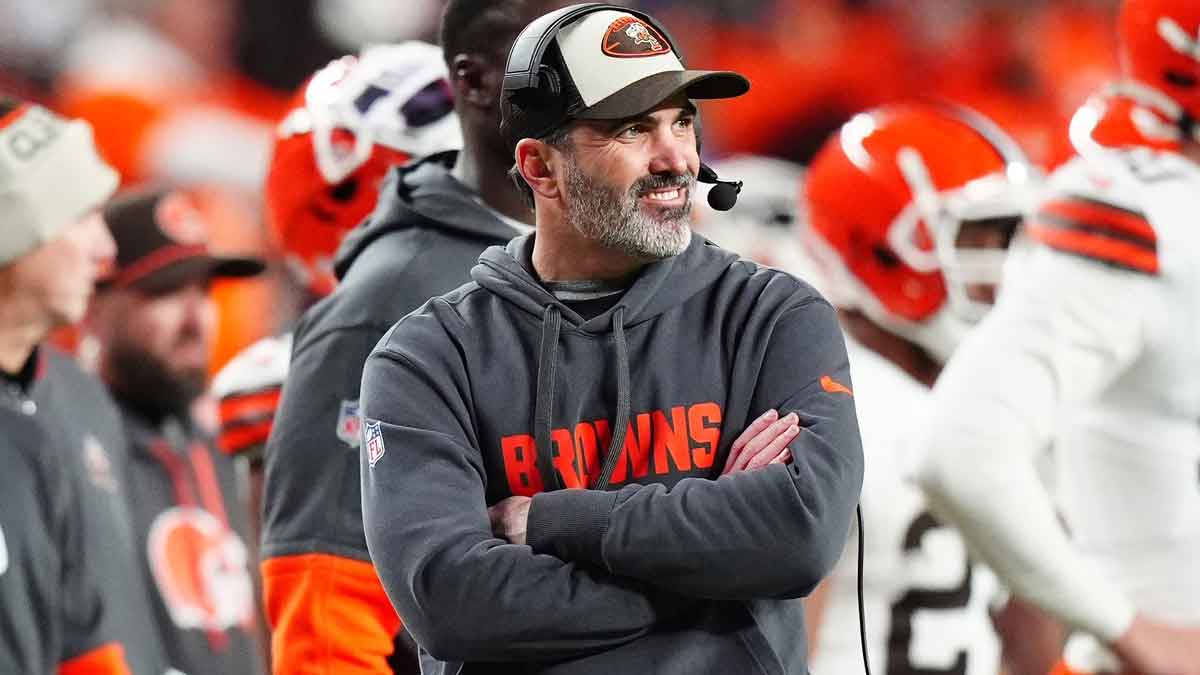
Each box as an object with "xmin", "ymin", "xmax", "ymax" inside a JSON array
[
  {"xmin": 912, "ymin": 1, "xmax": 1200, "ymax": 673},
  {"xmin": 209, "ymin": 40, "xmax": 462, "ymax": 674},
  {"xmin": 213, "ymin": 41, "xmax": 461, "ymax": 461},
  {"xmin": 799, "ymin": 102, "xmax": 1054, "ymax": 675}
]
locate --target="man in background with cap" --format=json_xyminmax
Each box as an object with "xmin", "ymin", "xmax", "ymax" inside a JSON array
[
  {"xmin": 359, "ymin": 5, "xmax": 863, "ymax": 673},
  {"xmin": 86, "ymin": 187, "xmax": 266, "ymax": 675},
  {"xmin": 0, "ymin": 97, "xmax": 169, "ymax": 674}
]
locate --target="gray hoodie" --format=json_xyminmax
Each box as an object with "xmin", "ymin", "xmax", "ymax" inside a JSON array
[{"xmin": 360, "ymin": 233, "xmax": 864, "ymax": 674}]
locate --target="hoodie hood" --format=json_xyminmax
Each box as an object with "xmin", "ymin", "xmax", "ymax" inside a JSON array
[
  {"xmin": 471, "ymin": 232, "xmax": 740, "ymax": 333},
  {"xmin": 334, "ymin": 151, "xmax": 521, "ymax": 279}
]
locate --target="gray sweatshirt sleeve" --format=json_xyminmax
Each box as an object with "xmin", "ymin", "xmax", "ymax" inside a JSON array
[
  {"xmin": 360, "ymin": 312, "xmax": 690, "ymax": 663},
  {"xmin": 526, "ymin": 297, "xmax": 864, "ymax": 600}
]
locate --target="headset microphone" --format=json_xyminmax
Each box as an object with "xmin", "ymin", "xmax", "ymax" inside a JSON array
[{"xmin": 698, "ymin": 163, "xmax": 742, "ymax": 212}]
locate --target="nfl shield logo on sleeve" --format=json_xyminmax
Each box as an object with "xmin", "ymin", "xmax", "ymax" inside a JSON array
[
  {"xmin": 365, "ymin": 420, "xmax": 386, "ymax": 468},
  {"xmin": 336, "ymin": 399, "xmax": 362, "ymax": 448}
]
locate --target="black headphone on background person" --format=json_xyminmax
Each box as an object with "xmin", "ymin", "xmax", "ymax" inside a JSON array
[
  {"xmin": 499, "ymin": 2, "xmax": 744, "ymax": 211},
  {"xmin": 501, "ymin": 3, "xmax": 633, "ymax": 144}
]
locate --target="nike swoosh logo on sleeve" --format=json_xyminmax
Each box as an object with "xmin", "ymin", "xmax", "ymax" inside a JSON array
[{"xmin": 820, "ymin": 375, "xmax": 853, "ymax": 396}]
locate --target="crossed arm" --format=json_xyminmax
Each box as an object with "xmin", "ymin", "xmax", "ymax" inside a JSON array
[
  {"xmin": 360, "ymin": 338, "xmax": 697, "ymax": 663},
  {"xmin": 512, "ymin": 300, "xmax": 863, "ymax": 600},
  {"xmin": 489, "ymin": 406, "xmax": 801, "ymax": 543}
]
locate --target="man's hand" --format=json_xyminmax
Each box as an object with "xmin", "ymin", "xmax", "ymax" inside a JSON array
[
  {"xmin": 1112, "ymin": 612, "xmax": 1200, "ymax": 675},
  {"xmin": 488, "ymin": 496, "xmax": 531, "ymax": 545},
  {"xmin": 991, "ymin": 596, "xmax": 1064, "ymax": 675},
  {"xmin": 721, "ymin": 409, "xmax": 798, "ymax": 475}
]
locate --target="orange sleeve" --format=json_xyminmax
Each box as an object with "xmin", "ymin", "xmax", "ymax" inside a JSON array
[
  {"xmin": 1049, "ymin": 660, "xmax": 1088, "ymax": 675},
  {"xmin": 58, "ymin": 643, "xmax": 132, "ymax": 675},
  {"xmin": 263, "ymin": 553, "xmax": 404, "ymax": 675}
]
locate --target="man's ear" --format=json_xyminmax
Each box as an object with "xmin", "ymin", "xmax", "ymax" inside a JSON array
[
  {"xmin": 515, "ymin": 138, "xmax": 561, "ymax": 202},
  {"xmin": 451, "ymin": 53, "xmax": 498, "ymax": 109}
]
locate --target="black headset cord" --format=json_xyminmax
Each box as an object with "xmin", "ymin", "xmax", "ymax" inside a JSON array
[{"xmin": 858, "ymin": 505, "xmax": 871, "ymax": 675}]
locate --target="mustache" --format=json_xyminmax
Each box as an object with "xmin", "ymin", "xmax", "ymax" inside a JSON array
[{"xmin": 630, "ymin": 172, "xmax": 694, "ymax": 197}]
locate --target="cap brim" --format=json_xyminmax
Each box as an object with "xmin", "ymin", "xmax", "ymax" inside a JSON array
[
  {"xmin": 129, "ymin": 254, "xmax": 266, "ymax": 295},
  {"xmin": 575, "ymin": 70, "xmax": 750, "ymax": 120}
]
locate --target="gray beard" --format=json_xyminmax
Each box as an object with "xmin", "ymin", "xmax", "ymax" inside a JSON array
[{"xmin": 562, "ymin": 160, "xmax": 694, "ymax": 260}]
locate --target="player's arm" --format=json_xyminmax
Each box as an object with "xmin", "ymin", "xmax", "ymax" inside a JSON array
[
  {"xmin": 911, "ymin": 245, "xmax": 1151, "ymax": 644},
  {"xmin": 260, "ymin": 327, "xmax": 405, "ymax": 675},
  {"xmin": 524, "ymin": 295, "xmax": 864, "ymax": 599},
  {"xmin": 991, "ymin": 595, "xmax": 1066, "ymax": 675},
  {"xmin": 360, "ymin": 307, "xmax": 694, "ymax": 663}
]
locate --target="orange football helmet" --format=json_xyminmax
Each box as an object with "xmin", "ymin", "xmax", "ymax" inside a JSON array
[
  {"xmin": 1069, "ymin": 88, "xmax": 1184, "ymax": 155},
  {"xmin": 265, "ymin": 42, "xmax": 461, "ymax": 297},
  {"xmin": 1116, "ymin": 0, "xmax": 1200, "ymax": 143},
  {"xmin": 802, "ymin": 103, "xmax": 1038, "ymax": 361}
]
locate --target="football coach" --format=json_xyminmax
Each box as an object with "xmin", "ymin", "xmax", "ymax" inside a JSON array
[{"xmin": 359, "ymin": 4, "xmax": 865, "ymax": 674}]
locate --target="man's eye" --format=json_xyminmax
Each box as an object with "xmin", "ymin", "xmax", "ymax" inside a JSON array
[
  {"xmin": 675, "ymin": 117, "xmax": 694, "ymax": 130},
  {"xmin": 619, "ymin": 126, "xmax": 644, "ymax": 138}
]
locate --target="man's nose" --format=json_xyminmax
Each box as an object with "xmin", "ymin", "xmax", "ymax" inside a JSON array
[{"xmin": 648, "ymin": 129, "xmax": 693, "ymax": 176}]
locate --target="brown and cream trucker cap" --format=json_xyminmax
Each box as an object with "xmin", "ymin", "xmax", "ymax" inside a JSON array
[
  {"xmin": 100, "ymin": 188, "xmax": 265, "ymax": 295},
  {"xmin": 501, "ymin": 5, "xmax": 750, "ymax": 149}
]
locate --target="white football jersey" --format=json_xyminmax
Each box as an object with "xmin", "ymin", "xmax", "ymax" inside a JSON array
[
  {"xmin": 1040, "ymin": 149, "xmax": 1200, "ymax": 669},
  {"xmin": 812, "ymin": 339, "xmax": 1001, "ymax": 675},
  {"xmin": 916, "ymin": 145, "xmax": 1200, "ymax": 672}
]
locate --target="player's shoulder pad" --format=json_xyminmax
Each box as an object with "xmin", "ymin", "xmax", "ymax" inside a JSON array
[
  {"xmin": 1027, "ymin": 155, "xmax": 1158, "ymax": 276},
  {"xmin": 212, "ymin": 333, "xmax": 294, "ymax": 400},
  {"xmin": 212, "ymin": 333, "xmax": 293, "ymax": 457}
]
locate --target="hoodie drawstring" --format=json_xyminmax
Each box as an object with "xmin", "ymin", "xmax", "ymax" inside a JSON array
[
  {"xmin": 534, "ymin": 305, "xmax": 564, "ymax": 491},
  {"xmin": 595, "ymin": 307, "xmax": 630, "ymax": 490},
  {"xmin": 532, "ymin": 305, "xmax": 632, "ymax": 492}
]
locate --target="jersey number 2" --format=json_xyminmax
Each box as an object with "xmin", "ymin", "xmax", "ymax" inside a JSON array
[{"xmin": 887, "ymin": 511, "xmax": 972, "ymax": 675}]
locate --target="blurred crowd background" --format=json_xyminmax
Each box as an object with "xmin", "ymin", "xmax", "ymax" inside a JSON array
[{"xmin": 0, "ymin": 0, "xmax": 1124, "ymax": 377}]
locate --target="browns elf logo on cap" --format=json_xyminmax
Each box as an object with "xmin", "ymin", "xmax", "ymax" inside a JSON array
[
  {"xmin": 154, "ymin": 191, "xmax": 207, "ymax": 246},
  {"xmin": 602, "ymin": 15, "xmax": 670, "ymax": 58},
  {"xmin": 499, "ymin": 6, "xmax": 749, "ymax": 149}
]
